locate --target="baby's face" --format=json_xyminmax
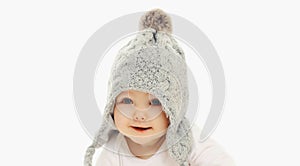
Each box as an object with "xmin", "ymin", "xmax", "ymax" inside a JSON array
[{"xmin": 113, "ymin": 90, "xmax": 169, "ymax": 140}]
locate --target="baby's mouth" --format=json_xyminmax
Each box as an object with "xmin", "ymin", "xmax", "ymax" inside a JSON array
[{"xmin": 131, "ymin": 126, "xmax": 153, "ymax": 132}]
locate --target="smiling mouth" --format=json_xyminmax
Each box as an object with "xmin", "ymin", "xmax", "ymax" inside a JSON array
[{"xmin": 131, "ymin": 126, "xmax": 153, "ymax": 132}]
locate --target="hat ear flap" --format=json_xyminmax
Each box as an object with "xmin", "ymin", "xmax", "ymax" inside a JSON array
[
  {"xmin": 84, "ymin": 99, "xmax": 118, "ymax": 166},
  {"xmin": 84, "ymin": 121, "xmax": 108, "ymax": 166},
  {"xmin": 166, "ymin": 117, "xmax": 193, "ymax": 166}
]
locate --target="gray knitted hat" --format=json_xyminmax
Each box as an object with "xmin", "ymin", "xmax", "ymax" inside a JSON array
[{"xmin": 84, "ymin": 8, "xmax": 193, "ymax": 166}]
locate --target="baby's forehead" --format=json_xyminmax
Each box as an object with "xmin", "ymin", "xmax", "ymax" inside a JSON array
[{"xmin": 117, "ymin": 90, "xmax": 156, "ymax": 98}]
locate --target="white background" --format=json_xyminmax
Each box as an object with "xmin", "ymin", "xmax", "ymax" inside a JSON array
[{"xmin": 1, "ymin": 0, "xmax": 299, "ymax": 165}]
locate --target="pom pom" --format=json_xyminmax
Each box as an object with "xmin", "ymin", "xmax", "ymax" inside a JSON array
[{"xmin": 139, "ymin": 8, "xmax": 172, "ymax": 34}]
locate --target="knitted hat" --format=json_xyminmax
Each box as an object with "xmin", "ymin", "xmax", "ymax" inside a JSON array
[{"xmin": 84, "ymin": 8, "xmax": 193, "ymax": 166}]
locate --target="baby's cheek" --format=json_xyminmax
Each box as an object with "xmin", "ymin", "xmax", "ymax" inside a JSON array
[
  {"xmin": 161, "ymin": 113, "xmax": 170, "ymax": 129},
  {"xmin": 114, "ymin": 108, "xmax": 128, "ymax": 128}
]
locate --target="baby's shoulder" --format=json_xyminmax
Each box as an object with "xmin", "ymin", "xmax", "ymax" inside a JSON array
[{"xmin": 188, "ymin": 126, "xmax": 235, "ymax": 166}]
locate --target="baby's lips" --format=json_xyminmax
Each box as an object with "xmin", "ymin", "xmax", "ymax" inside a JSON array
[{"xmin": 130, "ymin": 125, "xmax": 152, "ymax": 129}]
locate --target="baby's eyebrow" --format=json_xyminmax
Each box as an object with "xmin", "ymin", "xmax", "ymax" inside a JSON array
[{"xmin": 117, "ymin": 93, "xmax": 129, "ymax": 98}]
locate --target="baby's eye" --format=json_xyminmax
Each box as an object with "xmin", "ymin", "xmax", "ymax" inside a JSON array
[
  {"xmin": 151, "ymin": 99, "xmax": 161, "ymax": 106},
  {"xmin": 121, "ymin": 98, "xmax": 133, "ymax": 104}
]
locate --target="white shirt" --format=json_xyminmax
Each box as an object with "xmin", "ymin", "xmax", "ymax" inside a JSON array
[{"xmin": 95, "ymin": 126, "xmax": 235, "ymax": 166}]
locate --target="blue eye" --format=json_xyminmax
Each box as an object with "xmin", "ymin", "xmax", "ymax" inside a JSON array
[
  {"xmin": 122, "ymin": 98, "xmax": 133, "ymax": 104},
  {"xmin": 151, "ymin": 99, "xmax": 161, "ymax": 105}
]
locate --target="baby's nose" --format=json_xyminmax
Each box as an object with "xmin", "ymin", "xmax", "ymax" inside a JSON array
[{"xmin": 133, "ymin": 112, "xmax": 146, "ymax": 121}]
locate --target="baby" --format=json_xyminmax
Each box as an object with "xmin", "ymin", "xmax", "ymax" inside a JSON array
[{"xmin": 84, "ymin": 9, "xmax": 235, "ymax": 166}]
